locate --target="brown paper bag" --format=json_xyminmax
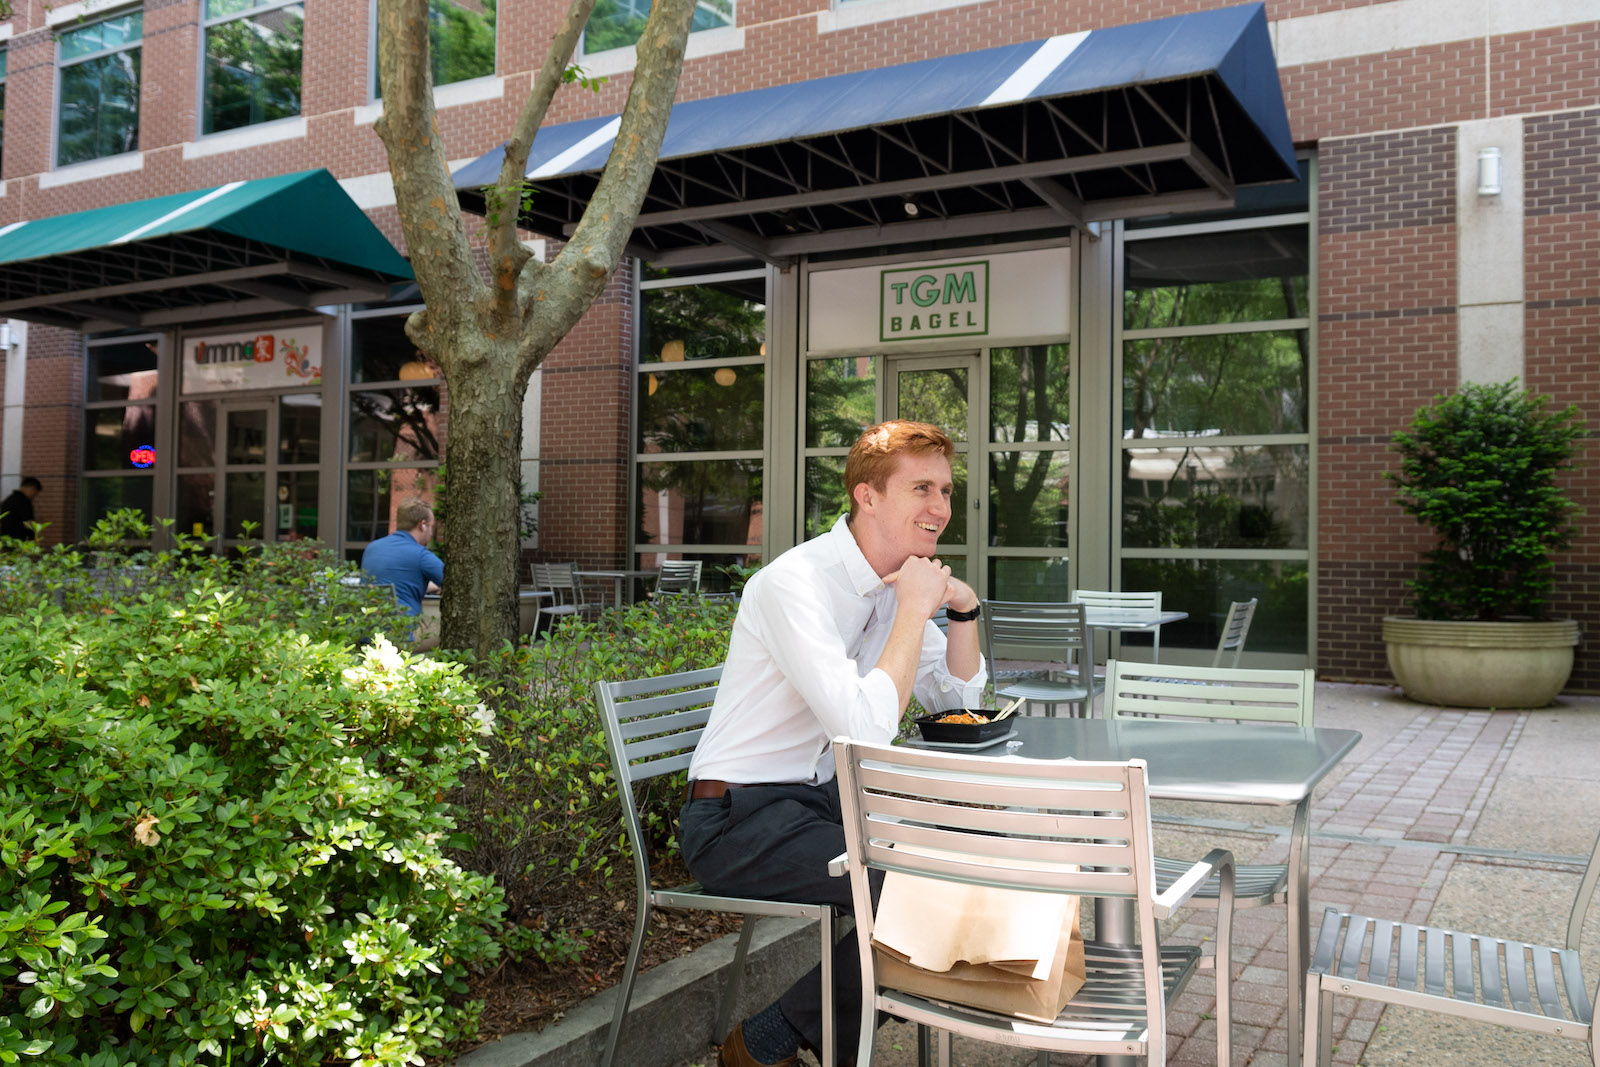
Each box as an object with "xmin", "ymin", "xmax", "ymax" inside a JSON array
[{"xmin": 870, "ymin": 868, "xmax": 1086, "ymax": 1023}]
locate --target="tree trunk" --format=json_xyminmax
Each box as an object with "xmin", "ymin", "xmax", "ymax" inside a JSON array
[{"xmin": 437, "ymin": 337, "xmax": 527, "ymax": 654}]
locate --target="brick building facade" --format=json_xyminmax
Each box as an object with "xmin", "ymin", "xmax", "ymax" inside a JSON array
[{"xmin": 0, "ymin": 0, "xmax": 1596, "ymax": 687}]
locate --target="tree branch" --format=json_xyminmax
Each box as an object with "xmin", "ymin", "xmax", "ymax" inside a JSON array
[
  {"xmin": 525, "ymin": 0, "xmax": 696, "ymax": 374},
  {"xmin": 374, "ymin": 0, "xmax": 487, "ymax": 355},
  {"xmin": 487, "ymin": 0, "xmax": 599, "ymax": 326}
]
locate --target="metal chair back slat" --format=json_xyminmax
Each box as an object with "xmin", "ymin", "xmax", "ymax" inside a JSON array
[
  {"xmin": 1105, "ymin": 660, "xmax": 1314, "ymax": 726},
  {"xmin": 1368, "ymin": 918, "xmax": 1395, "ymax": 982},
  {"xmin": 1477, "ymin": 936, "xmax": 1506, "ymax": 1009},
  {"xmin": 836, "ymin": 737, "xmax": 1238, "ymax": 1066},
  {"xmin": 1530, "ymin": 945, "xmax": 1565, "ymax": 1017},
  {"xmin": 1212, "ymin": 598, "xmax": 1259, "ymax": 668},
  {"xmin": 1074, "ymin": 588, "xmax": 1165, "ymax": 661},
  {"xmin": 1450, "ymin": 932, "xmax": 1476, "ymax": 1003},
  {"xmin": 1505, "ymin": 942, "xmax": 1536, "ymax": 1013},
  {"xmin": 981, "ymin": 600, "xmax": 1099, "ymax": 717},
  {"xmin": 1423, "ymin": 928, "xmax": 1448, "ymax": 997},
  {"xmin": 1559, "ymin": 949, "xmax": 1591, "ymax": 1022},
  {"xmin": 1396, "ymin": 923, "xmax": 1421, "ymax": 989}
]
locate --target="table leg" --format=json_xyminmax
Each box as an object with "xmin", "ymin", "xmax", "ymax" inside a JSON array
[
  {"xmin": 1093, "ymin": 898, "xmax": 1138, "ymax": 1067},
  {"xmin": 1285, "ymin": 798, "xmax": 1312, "ymax": 1067}
]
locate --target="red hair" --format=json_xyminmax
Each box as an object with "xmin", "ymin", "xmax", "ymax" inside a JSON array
[{"xmin": 844, "ymin": 420, "xmax": 955, "ymax": 519}]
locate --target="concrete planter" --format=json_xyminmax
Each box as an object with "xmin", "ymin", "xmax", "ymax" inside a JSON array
[{"xmin": 1382, "ymin": 616, "xmax": 1581, "ymax": 708}]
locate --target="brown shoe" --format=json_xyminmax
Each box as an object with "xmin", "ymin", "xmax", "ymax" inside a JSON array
[{"xmin": 719, "ymin": 1021, "xmax": 798, "ymax": 1067}]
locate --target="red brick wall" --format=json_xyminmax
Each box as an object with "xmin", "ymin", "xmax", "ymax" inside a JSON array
[
  {"xmin": 1316, "ymin": 128, "xmax": 1459, "ymax": 683},
  {"xmin": 15, "ymin": 326, "xmax": 86, "ymax": 546},
  {"xmin": 1523, "ymin": 107, "xmax": 1600, "ymax": 692}
]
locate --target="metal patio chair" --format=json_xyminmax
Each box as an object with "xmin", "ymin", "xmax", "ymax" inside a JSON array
[
  {"xmin": 1211, "ymin": 598, "xmax": 1259, "ymax": 668},
  {"xmin": 530, "ymin": 562, "xmax": 602, "ymax": 627},
  {"xmin": 833, "ymin": 737, "xmax": 1235, "ymax": 1067},
  {"xmin": 1105, "ymin": 658, "xmax": 1317, "ymax": 1065},
  {"xmin": 594, "ymin": 666, "xmax": 838, "ymax": 1067},
  {"xmin": 1073, "ymin": 588, "xmax": 1165, "ymax": 662},
  {"xmin": 652, "ymin": 558, "xmax": 703, "ymax": 595},
  {"xmin": 1305, "ymin": 825, "xmax": 1600, "ymax": 1065},
  {"xmin": 982, "ymin": 600, "xmax": 1100, "ymax": 718}
]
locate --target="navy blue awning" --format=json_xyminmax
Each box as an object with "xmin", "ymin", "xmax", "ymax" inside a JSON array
[{"xmin": 454, "ymin": 2, "xmax": 1297, "ymax": 267}]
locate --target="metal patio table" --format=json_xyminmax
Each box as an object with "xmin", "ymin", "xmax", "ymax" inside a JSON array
[
  {"xmin": 575, "ymin": 568, "xmax": 658, "ymax": 607},
  {"xmin": 1082, "ymin": 607, "xmax": 1188, "ymax": 662},
  {"xmin": 915, "ymin": 715, "xmax": 1359, "ymax": 1067}
]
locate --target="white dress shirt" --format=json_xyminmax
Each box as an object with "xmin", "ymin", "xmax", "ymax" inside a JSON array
[{"xmin": 689, "ymin": 515, "xmax": 988, "ymax": 786}]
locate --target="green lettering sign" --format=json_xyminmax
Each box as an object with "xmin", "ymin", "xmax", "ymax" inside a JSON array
[{"xmin": 879, "ymin": 261, "xmax": 989, "ymax": 343}]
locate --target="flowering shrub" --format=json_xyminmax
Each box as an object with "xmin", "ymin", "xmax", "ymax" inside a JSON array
[{"xmin": 0, "ymin": 579, "xmax": 504, "ymax": 1064}]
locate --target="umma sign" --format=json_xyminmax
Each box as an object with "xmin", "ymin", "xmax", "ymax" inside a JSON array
[
  {"xmin": 182, "ymin": 327, "xmax": 323, "ymax": 393},
  {"xmin": 880, "ymin": 261, "xmax": 988, "ymax": 342}
]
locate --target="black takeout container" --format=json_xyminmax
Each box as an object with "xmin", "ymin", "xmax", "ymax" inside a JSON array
[{"xmin": 914, "ymin": 709, "xmax": 1010, "ymax": 744}]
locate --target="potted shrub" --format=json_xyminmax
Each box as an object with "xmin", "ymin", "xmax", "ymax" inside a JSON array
[{"xmin": 1381, "ymin": 380, "xmax": 1586, "ymax": 707}]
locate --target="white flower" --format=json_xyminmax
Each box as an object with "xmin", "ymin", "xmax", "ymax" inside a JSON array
[{"xmin": 468, "ymin": 703, "xmax": 495, "ymax": 736}]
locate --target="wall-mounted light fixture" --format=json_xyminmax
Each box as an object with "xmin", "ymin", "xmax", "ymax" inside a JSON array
[
  {"xmin": 1477, "ymin": 147, "xmax": 1503, "ymax": 197},
  {"xmin": 902, "ymin": 197, "xmax": 921, "ymax": 218},
  {"xmin": 0, "ymin": 324, "xmax": 12, "ymax": 351}
]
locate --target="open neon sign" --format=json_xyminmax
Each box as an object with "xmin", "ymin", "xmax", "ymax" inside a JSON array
[{"xmin": 130, "ymin": 445, "xmax": 156, "ymax": 468}]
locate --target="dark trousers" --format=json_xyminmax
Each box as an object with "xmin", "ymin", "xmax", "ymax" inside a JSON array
[{"xmin": 678, "ymin": 778, "xmax": 883, "ymax": 1054}]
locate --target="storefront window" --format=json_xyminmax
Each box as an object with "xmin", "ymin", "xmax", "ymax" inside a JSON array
[
  {"xmin": 345, "ymin": 310, "xmax": 443, "ymax": 554},
  {"xmin": 1119, "ymin": 178, "xmax": 1313, "ymax": 658},
  {"xmin": 372, "ymin": 0, "xmax": 496, "ymax": 96},
  {"xmin": 57, "ymin": 9, "xmax": 142, "ymax": 166},
  {"xmin": 83, "ymin": 337, "xmax": 159, "ymax": 536},
  {"xmin": 1, "ymin": 48, "xmax": 8, "ymax": 172},
  {"xmin": 633, "ymin": 270, "xmax": 765, "ymax": 591},
  {"xmin": 201, "ymin": 0, "xmax": 304, "ymax": 134},
  {"xmin": 584, "ymin": 0, "xmax": 732, "ymax": 55}
]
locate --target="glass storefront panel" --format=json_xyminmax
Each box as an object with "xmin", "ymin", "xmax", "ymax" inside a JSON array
[
  {"xmin": 348, "ymin": 387, "xmax": 443, "ymax": 462},
  {"xmin": 84, "ymin": 405, "xmax": 157, "ymax": 471},
  {"xmin": 1123, "ymin": 224, "xmax": 1310, "ymax": 329},
  {"xmin": 276, "ymin": 470, "xmax": 317, "ymax": 539},
  {"xmin": 350, "ymin": 313, "xmax": 438, "ymax": 384},
  {"xmin": 84, "ymin": 475, "xmax": 153, "ymax": 527},
  {"xmin": 989, "ymin": 450, "xmax": 1070, "ymax": 548},
  {"xmin": 225, "ymin": 408, "xmax": 269, "ymax": 464},
  {"xmin": 806, "ymin": 357, "xmax": 875, "ymax": 448},
  {"xmin": 87, "ymin": 341, "xmax": 158, "ymax": 402},
  {"xmin": 638, "ymin": 366, "xmax": 763, "ymax": 453},
  {"xmin": 990, "ymin": 344, "xmax": 1069, "ymax": 443},
  {"xmin": 179, "ymin": 400, "xmax": 218, "ymax": 467},
  {"xmin": 804, "ymin": 455, "xmax": 847, "ymax": 539},
  {"xmin": 987, "ymin": 556, "xmax": 1072, "ymax": 603},
  {"xmin": 1121, "ymin": 444, "xmax": 1309, "ymax": 550},
  {"xmin": 279, "ymin": 393, "xmax": 321, "ymax": 463},
  {"xmin": 177, "ymin": 473, "xmax": 215, "ymax": 538},
  {"xmin": 637, "ymin": 459, "xmax": 762, "ymax": 547},
  {"xmin": 1122, "ymin": 329, "xmax": 1309, "ymax": 437},
  {"xmin": 895, "ymin": 364, "xmax": 968, "ymax": 442},
  {"xmin": 640, "ymin": 276, "xmax": 765, "ymax": 364},
  {"xmin": 346, "ymin": 468, "xmax": 437, "ymax": 543},
  {"xmin": 1122, "ymin": 557, "xmax": 1308, "ymax": 656},
  {"xmin": 224, "ymin": 471, "xmax": 265, "ymax": 536},
  {"xmin": 633, "ymin": 551, "xmax": 763, "ymax": 594}
]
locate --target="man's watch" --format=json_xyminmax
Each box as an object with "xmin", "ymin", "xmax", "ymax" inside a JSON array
[{"xmin": 944, "ymin": 604, "xmax": 981, "ymax": 623}]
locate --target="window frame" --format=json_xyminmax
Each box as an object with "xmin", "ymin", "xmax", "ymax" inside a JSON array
[
  {"xmin": 54, "ymin": 5, "xmax": 144, "ymax": 168},
  {"xmin": 197, "ymin": 0, "xmax": 306, "ymax": 138},
  {"xmin": 366, "ymin": 0, "xmax": 500, "ymax": 103},
  {"xmin": 81, "ymin": 332, "xmax": 163, "ymax": 540},
  {"xmin": 580, "ymin": 0, "xmax": 735, "ymax": 59}
]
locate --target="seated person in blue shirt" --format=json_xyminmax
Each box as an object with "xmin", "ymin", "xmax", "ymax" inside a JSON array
[{"xmin": 359, "ymin": 498, "xmax": 443, "ymax": 615}]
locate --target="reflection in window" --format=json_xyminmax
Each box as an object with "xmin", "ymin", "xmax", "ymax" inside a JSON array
[
  {"xmin": 277, "ymin": 471, "xmax": 318, "ymax": 538},
  {"xmin": 1123, "ymin": 225, "xmax": 1309, "ymax": 330},
  {"xmin": 1121, "ymin": 445, "xmax": 1309, "ymax": 550},
  {"xmin": 202, "ymin": 0, "xmax": 303, "ymax": 134},
  {"xmin": 57, "ymin": 10, "xmax": 142, "ymax": 166},
  {"xmin": 804, "ymin": 455, "xmax": 847, "ymax": 540},
  {"xmin": 806, "ymin": 357, "xmax": 875, "ymax": 449},
  {"xmin": 351, "ymin": 313, "xmax": 439, "ymax": 383},
  {"xmin": 84, "ymin": 475, "xmax": 153, "ymax": 528},
  {"xmin": 987, "ymin": 557, "xmax": 1072, "ymax": 603},
  {"xmin": 347, "ymin": 468, "xmax": 438, "ymax": 542},
  {"xmin": 639, "ymin": 366, "xmax": 763, "ymax": 453},
  {"xmin": 989, "ymin": 450, "xmax": 1069, "ymax": 548},
  {"xmin": 348, "ymin": 387, "xmax": 443, "ymax": 462},
  {"xmin": 641, "ymin": 276, "xmax": 764, "ymax": 363},
  {"xmin": 179, "ymin": 401, "xmax": 218, "ymax": 467},
  {"xmin": 584, "ymin": 0, "xmax": 732, "ymax": 54},
  {"xmin": 1123, "ymin": 558, "xmax": 1309, "ymax": 655},
  {"xmin": 1, "ymin": 47, "xmax": 9, "ymax": 177},
  {"xmin": 279, "ymin": 393, "xmax": 321, "ymax": 463},
  {"xmin": 177, "ymin": 473, "xmax": 215, "ymax": 538},
  {"xmin": 429, "ymin": 0, "xmax": 497, "ymax": 85},
  {"xmin": 1123, "ymin": 331, "xmax": 1309, "ymax": 437},
  {"xmin": 87, "ymin": 340, "xmax": 159, "ymax": 402},
  {"xmin": 990, "ymin": 345, "xmax": 1069, "ymax": 443},
  {"xmin": 638, "ymin": 460, "xmax": 762, "ymax": 548},
  {"xmin": 85, "ymin": 406, "xmax": 158, "ymax": 471}
]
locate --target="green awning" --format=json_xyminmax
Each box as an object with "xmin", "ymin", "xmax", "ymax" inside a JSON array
[{"xmin": 0, "ymin": 169, "xmax": 413, "ymax": 331}]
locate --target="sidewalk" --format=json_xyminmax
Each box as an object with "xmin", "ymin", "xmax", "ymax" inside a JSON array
[{"xmin": 674, "ymin": 682, "xmax": 1600, "ymax": 1066}]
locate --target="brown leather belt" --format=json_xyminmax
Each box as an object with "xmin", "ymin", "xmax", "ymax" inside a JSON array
[{"xmin": 688, "ymin": 778, "xmax": 784, "ymax": 802}]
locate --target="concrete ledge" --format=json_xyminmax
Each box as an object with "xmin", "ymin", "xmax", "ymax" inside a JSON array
[{"xmin": 454, "ymin": 916, "xmax": 824, "ymax": 1067}]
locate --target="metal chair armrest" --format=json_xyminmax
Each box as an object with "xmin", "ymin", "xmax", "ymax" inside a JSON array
[
  {"xmin": 1153, "ymin": 848, "xmax": 1235, "ymax": 918},
  {"xmin": 827, "ymin": 851, "xmax": 850, "ymax": 877}
]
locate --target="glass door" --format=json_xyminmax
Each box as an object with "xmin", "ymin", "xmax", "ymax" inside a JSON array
[
  {"xmin": 883, "ymin": 353, "xmax": 979, "ymax": 584},
  {"xmin": 220, "ymin": 403, "xmax": 272, "ymax": 547}
]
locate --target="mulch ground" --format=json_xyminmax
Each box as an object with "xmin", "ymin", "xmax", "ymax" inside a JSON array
[{"xmin": 450, "ymin": 854, "xmax": 743, "ymax": 1056}]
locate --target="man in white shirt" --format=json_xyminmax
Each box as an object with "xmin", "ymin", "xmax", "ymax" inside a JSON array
[{"xmin": 681, "ymin": 420, "xmax": 988, "ymax": 1067}]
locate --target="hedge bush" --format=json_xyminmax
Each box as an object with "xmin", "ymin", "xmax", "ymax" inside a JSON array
[{"xmin": 0, "ymin": 517, "xmax": 503, "ymax": 1066}]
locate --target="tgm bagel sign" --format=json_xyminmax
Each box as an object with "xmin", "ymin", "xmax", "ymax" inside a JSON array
[
  {"xmin": 182, "ymin": 329, "xmax": 322, "ymax": 393},
  {"xmin": 880, "ymin": 261, "xmax": 988, "ymax": 342}
]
